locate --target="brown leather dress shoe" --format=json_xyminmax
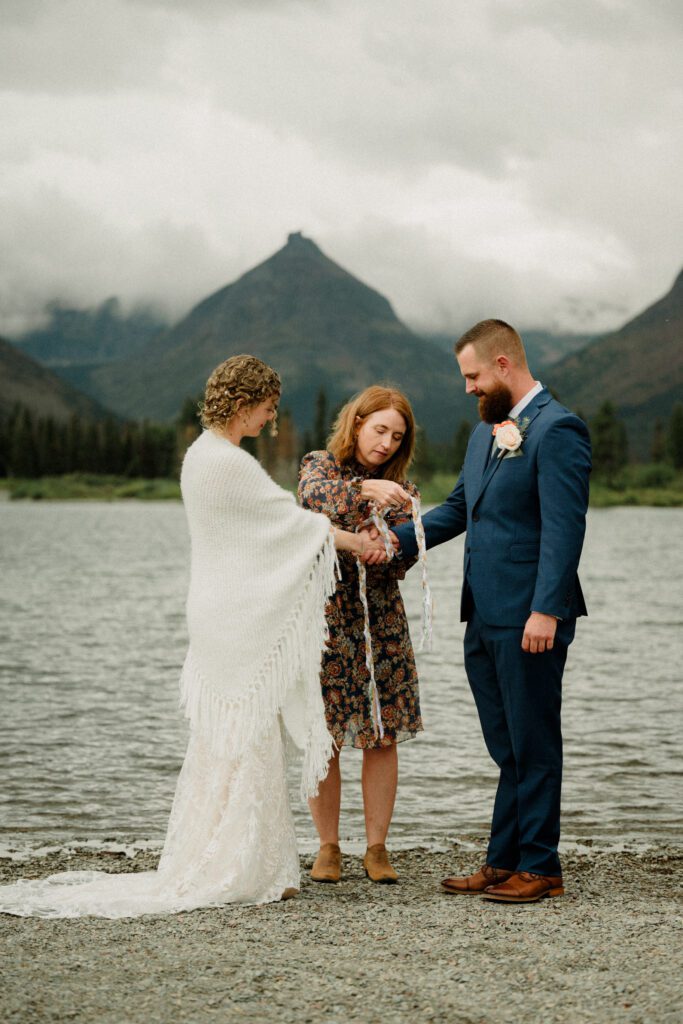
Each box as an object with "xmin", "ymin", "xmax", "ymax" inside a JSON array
[
  {"xmin": 441, "ymin": 864, "xmax": 514, "ymax": 895},
  {"xmin": 363, "ymin": 844, "xmax": 398, "ymax": 883},
  {"xmin": 310, "ymin": 843, "xmax": 341, "ymax": 883},
  {"xmin": 481, "ymin": 871, "xmax": 564, "ymax": 903}
]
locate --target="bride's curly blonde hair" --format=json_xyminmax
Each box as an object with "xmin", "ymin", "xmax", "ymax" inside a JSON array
[{"xmin": 200, "ymin": 355, "xmax": 281, "ymax": 434}]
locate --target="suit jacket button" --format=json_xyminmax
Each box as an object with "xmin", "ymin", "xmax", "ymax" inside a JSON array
[{"xmin": 472, "ymin": 513, "xmax": 479, "ymax": 522}]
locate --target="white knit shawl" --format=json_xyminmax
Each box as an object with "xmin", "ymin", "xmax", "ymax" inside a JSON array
[{"xmin": 179, "ymin": 430, "xmax": 338, "ymax": 797}]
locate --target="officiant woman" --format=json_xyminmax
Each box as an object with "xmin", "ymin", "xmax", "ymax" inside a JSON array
[{"xmin": 298, "ymin": 386, "xmax": 423, "ymax": 885}]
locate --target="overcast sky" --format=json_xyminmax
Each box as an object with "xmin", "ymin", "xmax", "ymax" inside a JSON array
[{"xmin": 1, "ymin": 0, "xmax": 681, "ymax": 337}]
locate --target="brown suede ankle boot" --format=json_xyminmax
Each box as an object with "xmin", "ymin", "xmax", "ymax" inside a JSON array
[
  {"xmin": 363, "ymin": 843, "xmax": 398, "ymax": 884},
  {"xmin": 310, "ymin": 843, "xmax": 341, "ymax": 883}
]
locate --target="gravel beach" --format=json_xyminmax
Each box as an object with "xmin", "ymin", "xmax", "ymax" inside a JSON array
[{"xmin": 1, "ymin": 840, "xmax": 681, "ymax": 1024}]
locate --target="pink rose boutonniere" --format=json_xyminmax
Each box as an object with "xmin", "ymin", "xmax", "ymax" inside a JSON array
[{"xmin": 492, "ymin": 416, "xmax": 530, "ymax": 459}]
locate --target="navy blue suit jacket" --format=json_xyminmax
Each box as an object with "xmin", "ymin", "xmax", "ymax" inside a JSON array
[{"xmin": 394, "ymin": 389, "xmax": 591, "ymax": 627}]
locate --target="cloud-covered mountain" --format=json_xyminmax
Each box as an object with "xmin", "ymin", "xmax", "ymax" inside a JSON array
[
  {"xmin": 547, "ymin": 268, "xmax": 683, "ymax": 456},
  {"xmin": 84, "ymin": 233, "xmax": 470, "ymax": 442},
  {"xmin": 0, "ymin": 336, "xmax": 108, "ymax": 423},
  {"xmin": 7, "ymin": 233, "xmax": 680, "ymax": 459},
  {"xmin": 12, "ymin": 298, "xmax": 167, "ymax": 399},
  {"xmin": 1, "ymin": 0, "xmax": 680, "ymax": 337},
  {"xmin": 15, "ymin": 298, "xmax": 165, "ymax": 367},
  {"xmin": 423, "ymin": 329, "xmax": 592, "ymax": 371}
]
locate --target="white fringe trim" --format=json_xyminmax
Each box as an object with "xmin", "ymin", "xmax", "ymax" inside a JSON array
[{"xmin": 180, "ymin": 532, "xmax": 339, "ymax": 800}]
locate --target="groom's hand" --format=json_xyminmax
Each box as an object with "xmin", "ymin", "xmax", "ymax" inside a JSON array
[{"xmin": 522, "ymin": 612, "xmax": 558, "ymax": 654}]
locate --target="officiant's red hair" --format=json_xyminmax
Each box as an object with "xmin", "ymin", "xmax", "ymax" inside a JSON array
[{"xmin": 328, "ymin": 385, "xmax": 416, "ymax": 483}]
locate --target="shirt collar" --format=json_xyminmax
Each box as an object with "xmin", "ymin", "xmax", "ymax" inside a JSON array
[{"xmin": 509, "ymin": 381, "xmax": 543, "ymax": 420}]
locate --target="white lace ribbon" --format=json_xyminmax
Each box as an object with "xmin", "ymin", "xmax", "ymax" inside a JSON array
[{"xmin": 356, "ymin": 497, "xmax": 432, "ymax": 739}]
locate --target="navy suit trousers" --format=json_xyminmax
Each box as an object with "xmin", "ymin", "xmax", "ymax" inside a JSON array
[{"xmin": 463, "ymin": 595, "xmax": 575, "ymax": 876}]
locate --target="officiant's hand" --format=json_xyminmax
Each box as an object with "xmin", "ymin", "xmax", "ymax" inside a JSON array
[
  {"xmin": 360, "ymin": 479, "xmax": 411, "ymax": 510},
  {"xmin": 522, "ymin": 612, "xmax": 558, "ymax": 654}
]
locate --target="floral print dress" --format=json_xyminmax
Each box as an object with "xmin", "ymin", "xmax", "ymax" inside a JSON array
[{"xmin": 298, "ymin": 450, "xmax": 423, "ymax": 750}]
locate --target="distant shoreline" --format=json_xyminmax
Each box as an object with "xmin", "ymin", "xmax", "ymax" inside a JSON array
[
  {"xmin": 2, "ymin": 473, "xmax": 682, "ymax": 507},
  {"xmin": 0, "ymin": 475, "xmax": 182, "ymax": 502}
]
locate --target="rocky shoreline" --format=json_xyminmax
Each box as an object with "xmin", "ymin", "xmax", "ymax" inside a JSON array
[{"xmin": 1, "ymin": 841, "xmax": 681, "ymax": 1024}]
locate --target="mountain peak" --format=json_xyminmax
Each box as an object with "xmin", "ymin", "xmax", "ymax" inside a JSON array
[
  {"xmin": 284, "ymin": 231, "xmax": 322, "ymax": 256},
  {"xmin": 85, "ymin": 233, "xmax": 465, "ymax": 435}
]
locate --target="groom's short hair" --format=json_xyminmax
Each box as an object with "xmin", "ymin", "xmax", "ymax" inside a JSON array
[{"xmin": 455, "ymin": 319, "xmax": 528, "ymax": 368}]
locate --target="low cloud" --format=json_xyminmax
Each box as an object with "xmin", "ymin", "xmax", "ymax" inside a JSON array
[{"xmin": 0, "ymin": 0, "xmax": 680, "ymax": 336}]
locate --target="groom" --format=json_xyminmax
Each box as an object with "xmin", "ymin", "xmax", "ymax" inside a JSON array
[{"xmin": 392, "ymin": 319, "xmax": 591, "ymax": 903}]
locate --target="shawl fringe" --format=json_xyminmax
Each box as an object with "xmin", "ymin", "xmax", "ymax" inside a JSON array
[{"xmin": 180, "ymin": 532, "xmax": 339, "ymax": 799}]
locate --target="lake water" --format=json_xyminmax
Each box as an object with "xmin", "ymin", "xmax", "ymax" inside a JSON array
[{"xmin": 0, "ymin": 502, "xmax": 681, "ymax": 857}]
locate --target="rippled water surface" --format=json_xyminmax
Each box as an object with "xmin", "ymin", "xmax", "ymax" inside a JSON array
[{"xmin": 1, "ymin": 502, "xmax": 681, "ymax": 853}]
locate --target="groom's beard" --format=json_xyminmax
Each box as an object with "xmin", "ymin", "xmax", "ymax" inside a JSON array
[{"xmin": 478, "ymin": 383, "xmax": 513, "ymax": 424}]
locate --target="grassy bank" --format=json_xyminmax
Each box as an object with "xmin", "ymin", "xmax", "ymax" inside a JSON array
[
  {"xmin": 417, "ymin": 466, "xmax": 683, "ymax": 507},
  {"xmin": 588, "ymin": 480, "xmax": 683, "ymax": 507},
  {"xmin": 1, "ymin": 466, "xmax": 682, "ymax": 506},
  {"xmin": 0, "ymin": 474, "xmax": 181, "ymax": 501}
]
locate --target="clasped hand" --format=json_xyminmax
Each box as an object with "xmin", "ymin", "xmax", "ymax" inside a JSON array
[
  {"xmin": 356, "ymin": 526, "xmax": 402, "ymax": 564},
  {"xmin": 354, "ymin": 480, "xmax": 410, "ymax": 565}
]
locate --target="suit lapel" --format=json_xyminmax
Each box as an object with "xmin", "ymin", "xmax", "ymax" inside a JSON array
[
  {"xmin": 465, "ymin": 424, "xmax": 493, "ymax": 496},
  {"xmin": 471, "ymin": 389, "xmax": 552, "ymax": 510}
]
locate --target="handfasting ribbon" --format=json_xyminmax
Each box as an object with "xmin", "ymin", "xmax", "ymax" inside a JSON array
[
  {"xmin": 356, "ymin": 496, "xmax": 433, "ymax": 739},
  {"xmin": 410, "ymin": 495, "xmax": 433, "ymax": 653}
]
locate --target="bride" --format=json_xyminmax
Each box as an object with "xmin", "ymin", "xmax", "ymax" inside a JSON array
[{"xmin": 0, "ymin": 355, "xmax": 378, "ymax": 918}]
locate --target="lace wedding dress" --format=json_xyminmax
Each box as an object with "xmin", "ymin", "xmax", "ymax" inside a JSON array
[
  {"xmin": 0, "ymin": 720, "xmax": 299, "ymax": 918},
  {"xmin": 0, "ymin": 431, "xmax": 338, "ymax": 919}
]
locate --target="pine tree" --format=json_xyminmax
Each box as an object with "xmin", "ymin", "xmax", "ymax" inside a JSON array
[
  {"xmin": 156, "ymin": 425, "xmax": 178, "ymax": 477},
  {"xmin": 411, "ymin": 429, "xmax": 436, "ymax": 481},
  {"xmin": 65, "ymin": 414, "xmax": 82, "ymax": 473},
  {"xmin": 256, "ymin": 429, "xmax": 277, "ymax": 474},
  {"xmin": 299, "ymin": 430, "xmax": 313, "ymax": 461},
  {"xmin": 8, "ymin": 408, "xmax": 39, "ymax": 477},
  {"xmin": 100, "ymin": 417, "xmax": 123, "ymax": 474},
  {"xmin": 274, "ymin": 410, "xmax": 298, "ymax": 487},
  {"xmin": 120, "ymin": 424, "xmax": 136, "ymax": 477},
  {"xmin": 453, "ymin": 419, "xmax": 471, "ymax": 471},
  {"xmin": 83, "ymin": 421, "xmax": 102, "ymax": 473},
  {"xmin": 176, "ymin": 396, "xmax": 202, "ymax": 469},
  {"xmin": 133, "ymin": 421, "xmax": 158, "ymax": 477},
  {"xmin": 313, "ymin": 388, "xmax": 328, "ymax": 449},
  {"xmin": 178, "ymin": 395, "xmax": 202, "ymax": 429},
  {"xmin": 590, "ymin": 402, "xmax": 628, "ymax": 483},
  {"xmin": 37, "ymin": 417, "xmax": 66, "ymax": 475},
  {"xmin": 651, "ymin": 419, "xmax": 666, "ymax": 464},
  {"xmin": 276, "ymin": 409, "xmax": 298, "ymax": 463},
  {"xmin": 0, "ymin": 415, "xmax": 9, "ymax": 477},
  {"xmin": 669, "ymin": 403, "xmax": 683, "ymax": 470}
]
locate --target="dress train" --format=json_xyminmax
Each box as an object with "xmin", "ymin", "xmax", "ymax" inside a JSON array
[{"xmin": 0, "ymin": 719, "xmax": 299, "ymax": 918}]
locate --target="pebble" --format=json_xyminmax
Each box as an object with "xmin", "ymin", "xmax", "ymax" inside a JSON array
[{"xmin": 1, "ymin": 841, "xmax": 681, "ymax": 1023}]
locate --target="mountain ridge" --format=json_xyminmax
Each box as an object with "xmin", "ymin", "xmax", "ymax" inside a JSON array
[
  {"xmin": 5, "ymin": 236, "xmax": 681, "ymax": 458},
  {"xmin": 84, "ymin": 232, "xmax": 471, "ymax": 442},
  {"xmin": 0, "ymin": 336, "xmax": 110, "ymax": 423},
  {"xmin": 547, "ymin": 267, "xmax": 683, "ymax": 455}
]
